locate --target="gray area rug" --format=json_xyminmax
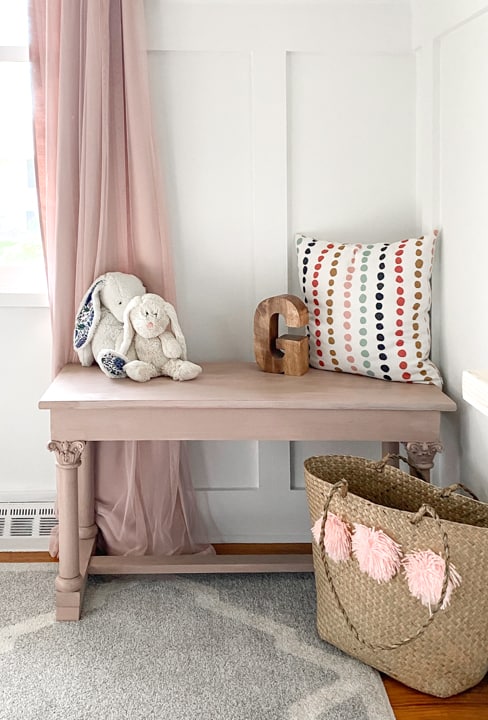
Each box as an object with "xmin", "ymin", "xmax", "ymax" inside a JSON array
[{"xmin": 0, "ymin": 565, "xmax": 394, "ymax": 720}]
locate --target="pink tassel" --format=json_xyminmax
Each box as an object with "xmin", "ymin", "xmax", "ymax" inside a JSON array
[
  {"xmin": 403, "ymin": 550, "xmax": 461, "ymax": 613},
  {"xmin": 311, "ymin": 512, "xmax": 352, "ymax": 563},
  {"xmin": 352, "ymin": 524, "xmax": 402, "ymax": 583}
]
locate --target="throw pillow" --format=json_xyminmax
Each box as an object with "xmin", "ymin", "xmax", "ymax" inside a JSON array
[{"xmin": 296, "ymin": 233, "xmax": 442, "ymax": 386}]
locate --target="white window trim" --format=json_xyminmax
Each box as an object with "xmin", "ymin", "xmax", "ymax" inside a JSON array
[
  {"xmin": 0, "ymin": 46, "xmax": 29, "ymax": 61},
  {"xmin": 0, "ymin": 292, "xmax": 48, "ymax": 308},
  {"xmin": 0, "ymin": 42, "xmax": 47, "ymax": 307}
]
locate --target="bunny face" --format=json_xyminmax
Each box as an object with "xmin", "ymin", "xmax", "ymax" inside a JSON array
[
  {"xmin": 99, "ymin": 272, "xmax": 146, "ymax": 322},
  {"xmin": 128, "ymin": 294, "xmax": 171, "ymax": 339}
]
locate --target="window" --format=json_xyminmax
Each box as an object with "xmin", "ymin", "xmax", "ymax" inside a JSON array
[{"xmin": 0, "ymin": 0, "xmax": 46, "ymax": 299}]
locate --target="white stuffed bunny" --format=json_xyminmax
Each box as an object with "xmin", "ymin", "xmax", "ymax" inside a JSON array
[
  {"xmin": 119, "ymin": 293, "xmax": 202, "ymax": 382},
  {"xmin": 73, "ymin": 272, "xmax": 146, "ymax": 378}
]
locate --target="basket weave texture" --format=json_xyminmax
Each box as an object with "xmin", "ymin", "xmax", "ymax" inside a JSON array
[{"xmin": 304, "ymin": 454, "xmax": 488, "ymax": 698}]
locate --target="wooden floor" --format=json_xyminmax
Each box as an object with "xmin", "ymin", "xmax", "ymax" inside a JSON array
[
  {"xmin": 1, "ymin": 549, "xmax": 487, "ymax": 720},
  {"xmin": 382, "ymin": 675, "xmax": 488, "ymax": 720}
]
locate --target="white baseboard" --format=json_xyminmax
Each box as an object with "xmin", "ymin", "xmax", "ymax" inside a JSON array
[
  {"xmin": 0, "ymin": 537, "xmax": 51, "ymax": 551},
  {"xmin": 206, "ymin": 533, "xmax": 312, "ymax": 544},
  {"xmin": 0, "ymin": 490, "xmax": 56, "ymax": 503}
]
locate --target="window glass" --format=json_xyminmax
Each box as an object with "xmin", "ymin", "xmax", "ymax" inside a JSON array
[
  {"xmin": 0, "ymin": 0, "xmax": 29, "ymax": 46},
  {"xmin": 0, "ymin": 2, "xmax": 46, "ymax": 296}
]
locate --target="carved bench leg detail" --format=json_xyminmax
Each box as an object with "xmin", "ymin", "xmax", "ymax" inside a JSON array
[
  {"xmin": 404, "ymin": 441, "xmax": 443, "ymax": 483},
  {"xmin": 48, "ymin": 441, "xmax": 85, "ymax": 606}
]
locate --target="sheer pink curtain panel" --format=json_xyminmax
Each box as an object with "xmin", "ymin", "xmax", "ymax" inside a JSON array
[{"xmin": 29, "ymin": 0, "xmax": 213, "ymax": 557}]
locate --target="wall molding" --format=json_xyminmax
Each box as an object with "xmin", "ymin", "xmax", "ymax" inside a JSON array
[
  {"xmin": 145, "ymin": 1, "xmax": 411, "ymax": 53},
  {"xmin": 412, "ymin": 0, "xmax": 488, "ymax": 48},
  {"xmin": 0, "ymin": 490, "xmax": 56, "ymax": 503}
]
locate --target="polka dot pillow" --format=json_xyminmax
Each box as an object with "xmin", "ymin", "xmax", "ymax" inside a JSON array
[{"xmin": 296, "ymin": 233, "xmax": 442, "ymax": 386}]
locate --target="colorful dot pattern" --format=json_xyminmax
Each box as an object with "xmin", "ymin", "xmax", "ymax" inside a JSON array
[{"xmin": 296, "ymin": 233, "xmax": 442, "ymax": 387}]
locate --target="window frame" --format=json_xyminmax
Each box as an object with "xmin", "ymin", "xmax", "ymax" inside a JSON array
[{"xmin": 0, "ymin": 44, "xmax": 48, "ymax": 307}]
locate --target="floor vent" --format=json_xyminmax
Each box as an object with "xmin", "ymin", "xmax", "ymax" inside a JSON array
[{"xmin": 0, "ymin": 502, "xmax": 56, "ymax": 551}]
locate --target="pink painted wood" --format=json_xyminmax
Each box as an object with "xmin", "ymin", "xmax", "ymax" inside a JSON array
[
  {"xmin": 39, "ymin": 362, "xmax": 456, "ymax": 620},
  {"xmin": 78, "ymin": 442, "xmax": 97, "ymax": 540}
]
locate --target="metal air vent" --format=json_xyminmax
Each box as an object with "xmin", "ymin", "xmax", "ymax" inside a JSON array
[{"xmin": 0, "ymin": 502, "xmax": 56, "ymax": 551}]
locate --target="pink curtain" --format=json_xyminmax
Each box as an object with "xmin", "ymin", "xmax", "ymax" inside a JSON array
[{"xmin": 29, "ymin": 0, "xmax": 212, "ymax": 556}]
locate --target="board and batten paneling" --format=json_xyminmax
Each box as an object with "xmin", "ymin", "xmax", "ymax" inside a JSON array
[
  {"xmin": 148, "ymin": 50, "xmax": 256, "ymax": 362},
  {"xmin": 413, "ymin": 0, "xmax": 488, "ymax": 499},
  {"xmin": 288, "ymin": 51, "xmax": 417, "ymax": 296},
  {"xmin": 146, "ymin": 0, "xmax": 416, "ymax": 542},
  {"xmin": 0, "ymin": 1, "xmax": 418, "ymax": 542}
]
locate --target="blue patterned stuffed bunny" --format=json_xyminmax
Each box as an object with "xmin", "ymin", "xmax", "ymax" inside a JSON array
[{"xmin": 73, "ymin": 272, "xmax": 146, "ymax": 378}]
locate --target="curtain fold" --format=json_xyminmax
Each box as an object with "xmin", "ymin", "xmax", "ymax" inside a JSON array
[{"xmin": 30, "ymin": 0, "xmax": 212, "ymax": 556}]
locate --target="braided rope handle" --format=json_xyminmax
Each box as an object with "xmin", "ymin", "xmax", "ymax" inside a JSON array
[
  {"xmin": 318, "ymin": 481, "xmax": 452, "ymax": 651},
  {"xmin": 373, "ymin": 456, "xmax": 479, "ymax": 501},
  {"xmin": 371, "ymin": 453, "xmax": 418, "ymax": 472},
  {"xmin": 439, "ymin": 483, "xmax": 480, "ymax": 501}
]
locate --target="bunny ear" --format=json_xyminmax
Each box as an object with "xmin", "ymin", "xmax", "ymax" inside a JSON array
[
  {"xmin": 118, "ymin": 296, "xmax": 141, "ymax": 356},
  {"xmin": 164, "ymin": 302, "xmax": 188, "ymax": 360},
  {"xmin": 73, "ymin": 276, "xmax": 106, "ymax": 351}
]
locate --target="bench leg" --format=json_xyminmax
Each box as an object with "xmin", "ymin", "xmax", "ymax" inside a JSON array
[
  {"xmin": 78, "ymin": 441, "xmax": 97, "ymax": 541},
  {"xmin": 404, "ymin": 441, "xmax": 443, "ymax": 483},
  {"xmin": 48, "ymin": 440, "xmax": 85, "ymax": 620}
]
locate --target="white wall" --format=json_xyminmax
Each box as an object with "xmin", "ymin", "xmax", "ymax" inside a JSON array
[
  {"xmin": 413, "ymin": 0, "xmax": 488, "ymax": 500},
  {"xmin": 145, "ymin": 0, "xmax": 416, "ymax": 541},
  {"xmin": 0, "ymin": 0, "xmax": 419, "ymax": 543},
  {"xmin": 0, "ymin": 303, "xmax": 53, "ymax": 501}
]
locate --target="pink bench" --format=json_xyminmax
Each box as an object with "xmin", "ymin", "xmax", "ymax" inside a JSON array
[{"xmin": 40, "ymin": 362, "xmax": 456, "ymax": 620}]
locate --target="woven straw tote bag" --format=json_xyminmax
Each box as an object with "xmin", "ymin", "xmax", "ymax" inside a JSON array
[{"xmin": 304, "ymin": 454, "xmax": 488, "ymax": 698}]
